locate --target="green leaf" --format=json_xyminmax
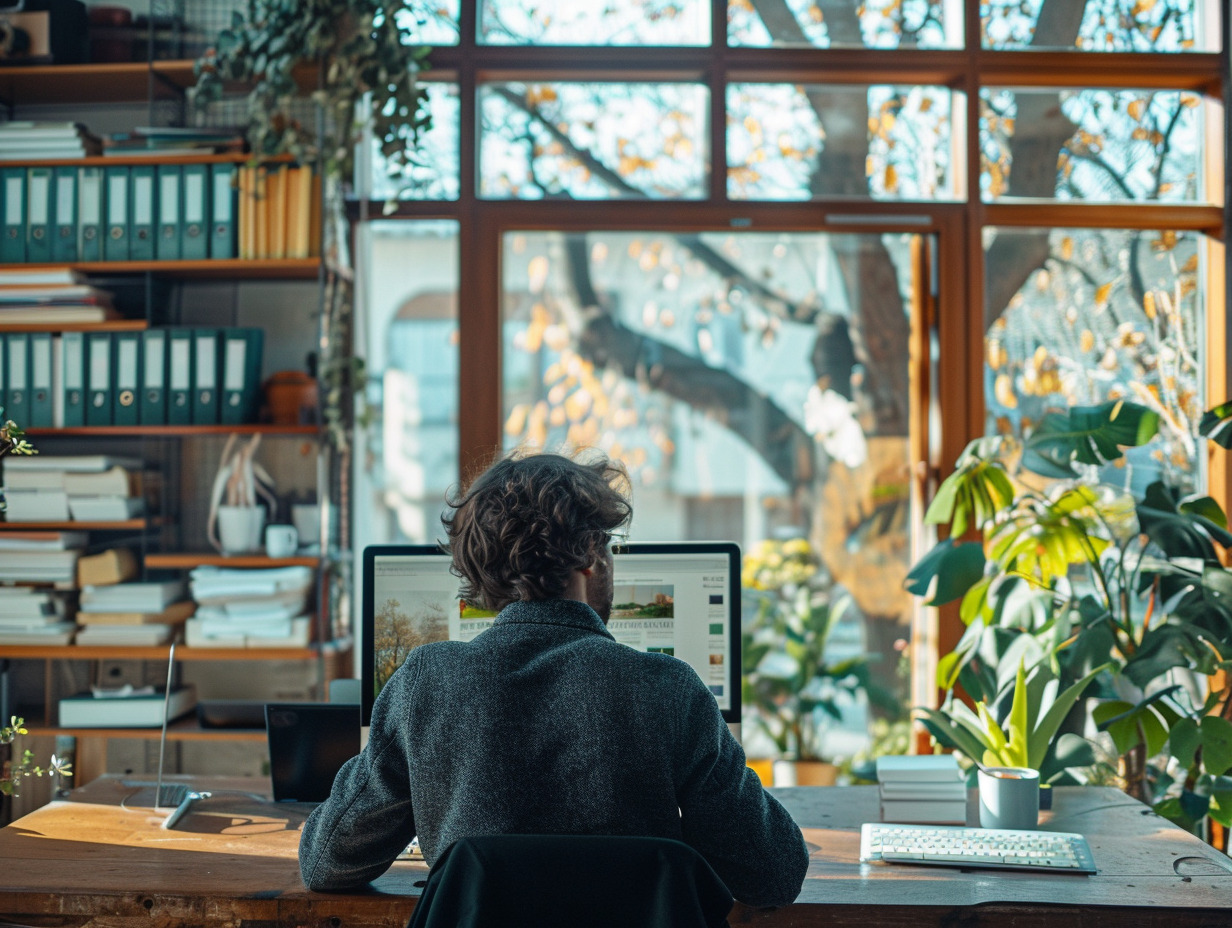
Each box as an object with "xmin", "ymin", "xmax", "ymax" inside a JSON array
[
  {"xmin": 1023, "ymin": 401, "xmax": 1159, "ymax": 476},
  {"xmin": 1005, "ymin": 660, "xmax": 1029, "ymax": 768},
  {"xmin": 1170, "ymin": 717, "xmax": 1201, "ymax": 769},
  {"xmin": 1199, "ymin": 401, "xmax": 1232, "ymax": 450},
  {"xmin": 1180, "ymin": 789, "xmax": 1211, "ymax": 823},
  {"xmin": 1200, "ymin": 716, "xmax": 1232, "ymax": 776},
  {"xmin": 906, "ymin": 540, "xmax": 986, "ymax": 606},
  {"xmin": 1026, "ymin": 663, "xmax": 1111, "ymax": 769}
]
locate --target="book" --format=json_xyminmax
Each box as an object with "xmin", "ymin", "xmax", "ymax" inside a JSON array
[
  {"xmin": 0, "ymin": 489, "xmax": 70, "ymax": 522},
  {"xmin": 4, "ymin": 454, "xmax": 144, "ymax": 472},
  {"xmin": 0, "ymin": 622, "xmax": 75, "ymax": 645},
  {"xmin": 58, "ymin": 686, "xmax": 197, "ymax": 728},
  {"xmin": 0, "ymin": 531, "xmax": 88, "ymax": 549},
  {"xmin": 0, "ymin": 267, "xmax": 83, "ymax": 286},
  {"xmin": 74, "ymin": 624, "xmax": 175, "ymax": 646},
  {"xmin": 67, "ymin": 496, "xmax": 145, "ymax": 521},
  {"xmin": 880, "ymin": 780, "xmax": 967, "ymax": 800},
  {"xmin": 0, "ymin": 549, "xmax": 81, "ymax": 582},
  {"xmin": 81, "ymin": 579, "xmax": 186, "ymax": 612},
  {"xmin": 76, "ymin": 600, "xmax": 195, "ymax": 626},
  {"xmin": 62, "ymin": 465, "xmax": 140, "ymax": 497},
  {"xmin": 875, "ymin": 754, "xmax": 963, "ymax": 782},
  {"xmin": 879, "ymin": 799, "xmax": 968, "ymax": 825},
  {"xmin": 76, "ymin": 548, "xmax": 139, "ymax": 587},
  {"xmin": 185, "ymin": 616, "xmax": 310, "ymax": 649}
]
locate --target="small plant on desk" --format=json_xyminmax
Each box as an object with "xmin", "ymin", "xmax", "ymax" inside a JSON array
[{"xmin": 1, "ymin": 717, "xmax": 71, "ymax": 798}]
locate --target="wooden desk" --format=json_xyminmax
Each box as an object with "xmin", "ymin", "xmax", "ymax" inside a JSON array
[{"xmin": 0, "ymin": 778, "xmax": 1229, "ymax": 927}]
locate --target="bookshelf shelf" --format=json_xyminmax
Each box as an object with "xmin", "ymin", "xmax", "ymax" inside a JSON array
[
  {"xmin": 0, "ymin": 61, "xmax": 197, "ymax": 107},
  {"xmin": 0, "ymin": 319, "xmax": 149, "ymax": 334},
  {"xmin": 0, "ymin": 639, "xmax": 350, "ymax": 661},
  {"xmin": 0, "ymin": 519, "xmax": 147, "ymax": 531},
  {"xmin": 22, "ymin": 720, "xmax": 269, "ymax": 742},
  {"xmin": 25, "ymin": 424, "xmax": 318, "ymax": 437},
  {"xmin": 144, "ymin": 553, "xmax": 322, "ymax": 569},
  {"xmin": 13, "ymin": 259, "xmax": 320, "ymax": 280}
]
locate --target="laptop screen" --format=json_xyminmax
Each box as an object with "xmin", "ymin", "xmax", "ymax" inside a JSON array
[
  {"xmin": 361, "ymin": 542, "xmax": 742, "ymax": 725},
  {"xmin": 265, "ymin": 703, "xmax": 361, "ymax": 802}
]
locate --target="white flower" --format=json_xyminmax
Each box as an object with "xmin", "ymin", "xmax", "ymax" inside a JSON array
[{"xmin": 803, "ymin": 386, "xmax": 867, "ymax": 468}]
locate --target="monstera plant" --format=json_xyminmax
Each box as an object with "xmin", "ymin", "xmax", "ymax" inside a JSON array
[{"xmin": 908, "ymin": 400, "xmax": 1232, "ymax": 844}]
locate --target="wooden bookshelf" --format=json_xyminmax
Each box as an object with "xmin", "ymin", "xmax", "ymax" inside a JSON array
[
  {"xmin": 0, "ymin": 320, "xmax": 149, "ymax": 334},
  {"xmin": 0, "ymin": 519, "xmax": 147, "ymax": 531},
  {"xmin": 144, "ymin": 553, "xmax": 322, "ymax": 569},
  {"xmin": 11, "ymin": 259, "xmax": 320, "ymax": 280},
  {"xmin": 0, "ymin": 639, "xmax": 350, "ymax": 662},
  {"xmin": 0, "ymin": 61, "xmax": 197, "ymax": 107},
  {"xmin": 25, "ymin": 424, "xmax": 318, "ymax": 437}
]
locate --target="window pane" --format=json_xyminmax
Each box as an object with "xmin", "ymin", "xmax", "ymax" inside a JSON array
[
  {"xmin": 480, "ymin": 83, "xmax": 709, "ymax": 199},
  {"xmin": 480, "ymin": 0, "xmax": 710, "ymax": 45},
  {"xmin": 395, "ymin": 1, "xmax": 461, "ymax": 45},
  {"xmin": 982, "ymin": 0, "xmax": 1217, "ymax": 52},
  {"xmin": 984, "ymin": 227, "xmax": 1207, "ymax": 490},
  {"xmin": 357, "ymin": 221, "xmax": 459, "ymax": 547},
  {"xmin": 502, "ymin": 229, "xmax": 922, "ymax": 759},
  {"xmin": 368, "ymin": 83, "xmax": 461, "ymax": 202},
  {"xmin": 728, "ymin": 84, "xmax": 956, "ymax": 200},
  {"xmin": 981, "ymin": 88, "xmax": 1205, "ymax": 202},
  {"xmin": 729, "ymin": 0, "xmax": 960, "ymax": 48}
]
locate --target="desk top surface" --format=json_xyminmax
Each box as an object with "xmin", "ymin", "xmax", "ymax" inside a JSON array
[{"xmin": 1, "ymin": 778, "xmax": 1230, "ymax": 927}]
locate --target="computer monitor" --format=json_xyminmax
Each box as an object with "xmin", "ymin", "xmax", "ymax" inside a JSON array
[{"xmin": 361, "ymin": 542, "xmax": 742, "ymax": 726}]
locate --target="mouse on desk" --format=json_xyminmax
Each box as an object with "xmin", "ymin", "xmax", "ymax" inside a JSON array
[{"xmin": 161, "ymin": 791, "xmax": 212, "ymax": 830}]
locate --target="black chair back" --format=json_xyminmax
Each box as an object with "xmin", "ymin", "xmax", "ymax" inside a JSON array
[{"xmin": 406, "ymin": 833, "xmax": 733, "ymax": 928}]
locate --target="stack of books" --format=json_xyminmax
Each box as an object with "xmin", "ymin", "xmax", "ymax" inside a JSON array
[
  {"xmin": 0, "ymin": 122, "xmax": 102, "ymax": 160},
  {"xmin": 876, "ymin": 754, "xmax": 968, "ymax": 824},
  {"xmin": 77, "ymin": 578, "xmax": 189, "ymax": 647},
  {"xmin": 2, "ymin": 455, "xmax": 144, "ymax": 523},
  {"xmin": 0, "ymin": 268, "xmax": 118, "ymax": 326},
  {"xmin": 0, "ymin": 531, "xmax": 86, "ymax": 588},
  {"xmin": 186, "ymin": 565, "xmax": 314, "ymax": 647},
  {"xmin": 0, "ymin": 584, "xmax": 74, "ymax": 645},
  {"xmin": 103, "ymin": 126, "xmax": 244, "ymax": 158}
]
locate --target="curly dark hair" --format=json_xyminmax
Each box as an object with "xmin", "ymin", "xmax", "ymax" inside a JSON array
[{"xmin": 443, "ymin": 451, "xmax": 632, "ymax": 611}]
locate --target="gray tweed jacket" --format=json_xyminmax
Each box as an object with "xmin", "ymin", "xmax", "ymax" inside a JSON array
[{"xmin": 299, "ymin": 598, "xmax": 809, "ymax": 907}]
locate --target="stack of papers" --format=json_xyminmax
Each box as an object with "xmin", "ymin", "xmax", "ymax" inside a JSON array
[
  {"xmin": 876, "ymin": 755, "xmax": 967, "ymax": 824},
  {"xmin": 185, "ymin": 566, "xmax": 314, "ymax": 647},
  {"xmin": 76, "ymin": 598, "xmax": 194, "ymax": 647},
  {"xmin": 0, "ymin": 585, "xmax": 74, "ymax": 644},
  {"xmin": 0, "ymin": 267, "xmax": 118, "ymax": 326},
  {"xmin": 0, "ymin": 532, "xmax": 86, "ymax": 586},
  {"xmin": 0, "ymin": 122, "xmax": 102, "ymax": 160}
]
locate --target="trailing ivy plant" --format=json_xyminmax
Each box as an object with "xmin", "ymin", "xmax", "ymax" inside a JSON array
[
  {"xmin": 194, "ymin": 0, "xmax": 433, "ymax": 456},
  {"xmin": 908, "ymin": 400, "xmax": 1232, "ymax": 844},
  {"xmin": 194, "ymin": 3, "xmax": 432, "ymax": 631}
]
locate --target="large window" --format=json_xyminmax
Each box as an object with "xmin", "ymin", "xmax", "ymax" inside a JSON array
[{"xmin": 355, "ymin": 0, "xmax": 1226, "ymax": 763}]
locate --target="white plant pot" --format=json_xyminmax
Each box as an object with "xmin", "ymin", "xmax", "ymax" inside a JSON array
[{"xmin": 216, "ymin": 505, "xmax": 266, "ymax": 555}]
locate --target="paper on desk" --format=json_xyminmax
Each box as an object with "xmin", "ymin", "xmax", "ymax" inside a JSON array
[{"xmin": 90, "ymin": 684, "xmax": 157, "ymax": 699}]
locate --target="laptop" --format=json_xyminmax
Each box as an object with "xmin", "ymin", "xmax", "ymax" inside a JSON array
[{"xmin": 265, "ymin": 702, "xmax": 361, "ymax": 803}]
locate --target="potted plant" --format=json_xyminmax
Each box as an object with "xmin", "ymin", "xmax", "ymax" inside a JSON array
[
  {"xmin": 907, "ymin": 399, "xmax": 1232, "ymax": 844},
  {"xmin": 207, "ymin": 433, "xmax": 278, "ymax": 555},
  {"xmin": 742, "ymin": 538, "xmax": 900, "ymax": 784}
]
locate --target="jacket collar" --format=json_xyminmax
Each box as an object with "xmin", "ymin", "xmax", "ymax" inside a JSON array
[{"xmin": 494, "ymin": 599, "xmax": 614, "ymax": 639}]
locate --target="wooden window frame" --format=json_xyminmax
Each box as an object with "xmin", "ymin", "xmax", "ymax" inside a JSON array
[{"xmin": 352, "ymin": 0, "xmax": 1229, "ymax": 710}]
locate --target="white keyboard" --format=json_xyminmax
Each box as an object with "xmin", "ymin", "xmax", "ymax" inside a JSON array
[{"xmin": 860, "ymin": 823, "xmax": 1097, "ymax": 873}]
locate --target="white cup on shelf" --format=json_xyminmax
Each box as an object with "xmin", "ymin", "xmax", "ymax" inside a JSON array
[{"xmin": 264, "ymin": 524, "xmax": 299, "ymax": 559}]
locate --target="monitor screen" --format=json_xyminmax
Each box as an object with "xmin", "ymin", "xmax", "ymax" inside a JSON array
[{"xmin": 361, "ymin": 542, "xmax": 742, "ymax": 725}]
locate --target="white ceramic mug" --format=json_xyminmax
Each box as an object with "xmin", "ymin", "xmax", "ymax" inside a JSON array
[
  {"xmin": 978, "ymin": 766, "xmax": 1040, "ymax": 830},
  {"xmin": 265, "ymin": 524, "xmax": 299, "ymax": 559},
  {"xmin": 217, "ymin": 505, "xmax": 266, "ymax": 555},
  {"xmin": 291, "ymin": 503, "xmax": 320, "ymax": 545}
]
